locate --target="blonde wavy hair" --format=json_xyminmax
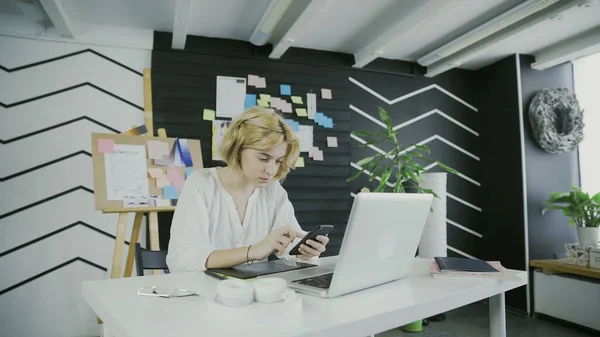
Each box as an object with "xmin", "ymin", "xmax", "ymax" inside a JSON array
[{"xmin": 219, "ymin": 107, "xmax": 300, "ymax": 180}]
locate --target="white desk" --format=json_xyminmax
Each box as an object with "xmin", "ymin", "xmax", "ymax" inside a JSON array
[{"xmin": 82, "ymin": 257, "xmax": 527, "ymax": 337}]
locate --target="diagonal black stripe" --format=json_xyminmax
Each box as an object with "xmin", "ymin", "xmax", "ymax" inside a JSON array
[
  {"xmin": 0, "ymin": 116, "xmax": 120, "ymax": 144},
  {"xmin": 0, "ymin": 257, "xmax": 106, "ymax": 296},
  {"xmin": 0, "ymin": 83, "xmax": 143, "ymax": 110},
  {"xmin": 0, "ymin": 221, "xmax": 130, "ymax": 258},
  {"xmin": 0, "ymin": 151, "xmax": 91, "ymax": 182},
  {"xmin": 0, "ymin": 186, "xmax": 94, "ymax": 220},
  {"xmin": 0, "ymin": 49, "xmax": 142, "ymax": 76}
]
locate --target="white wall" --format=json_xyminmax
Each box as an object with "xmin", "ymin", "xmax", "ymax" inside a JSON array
[
  {"xmin": 574, "ymin": 52, "xmax": 600, "ymax": 195},
  {"xmin": 0, "ymin": 36, "xmax": 151, "ymax": 337}
]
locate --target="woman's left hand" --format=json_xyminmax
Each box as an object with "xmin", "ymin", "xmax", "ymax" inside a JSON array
[{"xmin": 297, "ymin": 234, "xmax": 329, "ymax": 259}]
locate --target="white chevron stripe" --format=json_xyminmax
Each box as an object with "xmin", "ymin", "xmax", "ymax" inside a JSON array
[
  {"xmin": 350, "ymin": 162, "xmax": 482, "ymax": 210},
  {"xmin": 0, "ymin": 86, "xmax": 143, "ymax": 141},
  {"xmin": 351, "ymin": 135, "xmax": 481, "ymax": 187},
  {"xmin": 0, "ymin": 190, "xmax": 145, "ymax": 254},
  {"xmin": 350, "ymin": 105, "xmax": 478, "ymax": 137},
  {"xmin": 0, "ymin": 120, "xmax": 115, "ymax": 178},
  {"xmin": 0, "ymin": 52, "xmax": 143, "ymax": 106},
  {"xmin": 0, "ymin": 155, "xmax": 93, "ymax": 216},
  {"xmin": 0, "ymin": 36, "xmax": 150, "ymax": 73},
  {"xmin": 447, "ymin": 193, "xmax": 482, "ymax": 212},
  {"xmin": 349, "ymin": 192, "xmax": 482, "ymax": 239},
  {"xmin": 349, "ymin": 76, "xmax": 478, "ymax": 112},
  {"xmin": 448, "ymin": 245, "xmax": 477, "ymax": 259},
  {"xmin": 447, "ymin": 219, "xmax": 482, "ymax": 238},
  {"xmin": 351, "ymin": 133, "xmax": 479, "ymax": 161},
  {"xmin": 0, "ymin": 261, "xmax": 106, "ymax": 337},
  {"xmin": 0, "ymin": 226, "xmax": 126, "ymax": 292}
]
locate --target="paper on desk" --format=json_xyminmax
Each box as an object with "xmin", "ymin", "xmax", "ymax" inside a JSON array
[
  {"xmin": 327, "ymin": 136, "xmax": 338, "ymax": 147},
  {"xmin": 216, "ymin": 76, "xmax": 246, "ymax": 119},
  {"xmin": 104, "ymin": 144, "xmax": 149, "ymax": 201},
  {"xmin": 97, "ymin": 138, "xmax": 114, "ymax": 153},
  {"xmin": 307, "ymin": 93, "xmax": 316, "ymax": 120}
]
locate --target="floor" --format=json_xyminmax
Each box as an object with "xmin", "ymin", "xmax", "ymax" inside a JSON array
[{"xmin": 375, "ymin": 302, "xmax": 598, "ymax": 337}]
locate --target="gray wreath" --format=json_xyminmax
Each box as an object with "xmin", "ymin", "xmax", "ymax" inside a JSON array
[{"xmin": 528, "ymin": 88, "xmax": 584, "ymax": 154}]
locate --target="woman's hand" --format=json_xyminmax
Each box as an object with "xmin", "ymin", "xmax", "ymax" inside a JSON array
[
  {"xmin": 297, "ymin": 233, "xmax": 329, "ymax": 260},
  {"xmin": 249, "ymin": 225, "xmax": 296, "ymax": 261}
]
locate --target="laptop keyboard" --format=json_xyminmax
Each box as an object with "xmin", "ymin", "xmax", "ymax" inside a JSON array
[{"xmin": 292, "ymin": 272, "xmax": 334, "ymax": 289}]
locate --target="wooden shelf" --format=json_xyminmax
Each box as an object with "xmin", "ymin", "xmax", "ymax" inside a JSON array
[{"xmin": 530, "ymin": 259, "xmax": 600, "ymax": 280}]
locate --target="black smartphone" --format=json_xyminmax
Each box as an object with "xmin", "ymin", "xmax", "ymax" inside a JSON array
[{"xmin": 289, "ymin": 225, "xmax": 334, "ymax": 255}]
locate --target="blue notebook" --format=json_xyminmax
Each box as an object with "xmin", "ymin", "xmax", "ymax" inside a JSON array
[{"xmin": 434, "ymin": 257, "xmax": 499, "ymax": 273}]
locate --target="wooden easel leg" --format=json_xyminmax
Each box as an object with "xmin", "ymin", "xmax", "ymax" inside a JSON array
[
  {"xmin": 124, "ymin": 212, "xmax": 143, "ymax": 277},
  {"xmin": 148, "ymin": 211, "xmax": 162, "ymax": 275},
  {"xmin": 111, "ymin": 213, "xmax": 129, "ymax": 279}
]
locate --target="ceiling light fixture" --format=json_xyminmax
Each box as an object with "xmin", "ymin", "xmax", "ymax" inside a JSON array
[
  {"xmin": 249, "ymin": 0, "xmax": 293, "ymax": 46},
  {"xmin": 418, "ymin": 0, "xmax": 560, "ymax": 67}
]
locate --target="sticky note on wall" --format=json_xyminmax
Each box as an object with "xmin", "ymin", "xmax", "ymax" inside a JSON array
[
  {"xmin": 327, "ymin": 137, "xmax": 338, "ymax": 147},
  {"xmin": 163, "ymin": 186, "xmax": 178, "ymax": 200},
  {"xmin": 203, "ymin": 109, "xmax": 215, "ymax": 121},
  {"xmin": 291, "ymin": 96, "xmax": 303, "ymax": 104},
  {"xmin": 97, "ymin": 138, "xmax": 114, "ymax": 153},
  {"xmin": 280, "ymin": 84, "xmax": 291, "ymax": 95},
  {"xmin": 295, "ymin": 157, "xmax": 305, "ymax": 167}
]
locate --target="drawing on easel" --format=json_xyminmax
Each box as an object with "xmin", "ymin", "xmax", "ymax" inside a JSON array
[{"xmin": 91, "ymin": 133, "xmax": 203, "ymax": 212}]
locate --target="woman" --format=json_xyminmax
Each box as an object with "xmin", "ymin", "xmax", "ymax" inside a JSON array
[{"xmin": 166, "ymin": 107, "xmax": 329, "ymax": 273}]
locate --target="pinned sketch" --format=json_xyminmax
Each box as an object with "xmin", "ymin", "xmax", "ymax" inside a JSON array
[
  {"xmin": 216, "ymin": 76, "xmax": 246, "ymax": 119},
  {"xmin": 307, "ymin": 93, "xmax": 316, "ymax": 120},
  {"xmin": 212, "ymin": 120, "xmax": 232, "ymax": 161},
  {"xmin": 104, "ymin": 144, "xmax": 149, "ymax": 201}
]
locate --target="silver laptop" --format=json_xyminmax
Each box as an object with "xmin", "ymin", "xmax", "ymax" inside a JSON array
[{"xmin": 272, "ymin": 192, "xmax": 433, "ymax": 298}]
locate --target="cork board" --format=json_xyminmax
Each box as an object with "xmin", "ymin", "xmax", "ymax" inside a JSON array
[{"xmin": 91, "ymin": 132, "xmax": 203, "ymax": 212}]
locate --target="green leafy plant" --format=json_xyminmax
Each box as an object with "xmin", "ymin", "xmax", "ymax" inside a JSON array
[
  {"xmin": 542, "ymin": 185, "xmax": 600, "ymax": 228},
  {"xmin": 347, "ymin": 107, "xmax": 457, "ymax": 196}
]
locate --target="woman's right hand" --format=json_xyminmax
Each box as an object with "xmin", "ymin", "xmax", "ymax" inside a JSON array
[{"xmin": 249, "ymin": 225, "xmax": 297, "ymax": 260}]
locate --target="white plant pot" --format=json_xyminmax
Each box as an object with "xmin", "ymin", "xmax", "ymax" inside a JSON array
[
  {"xmin": 577, "ymin": 227, "xmax": 600, "ymax": 246},
  {"xmin": 417, "ymin": 173, "xmax": 447, "ymax": 259}
]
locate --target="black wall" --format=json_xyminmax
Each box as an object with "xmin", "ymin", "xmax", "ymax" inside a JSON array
[
  {"xmin": 519, "ymin": 54, "xmax": 579, "ymax": 260},
  {"xmin": 151, "ymin": 32, "xmax": 483, "ymax": 259},
  {"xmin": 478, "ymin": 55, "xmax": 528, "ymax": 312}
]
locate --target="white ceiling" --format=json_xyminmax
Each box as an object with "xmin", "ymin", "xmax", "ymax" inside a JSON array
[{"xmin": 1, "ymin": 0, "xmax": 600, "ymax": 73}]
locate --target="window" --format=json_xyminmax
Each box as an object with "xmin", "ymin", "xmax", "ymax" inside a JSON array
[{"xmin": 574, "ymin": 52, "xmax": 600, "ymax": 194}]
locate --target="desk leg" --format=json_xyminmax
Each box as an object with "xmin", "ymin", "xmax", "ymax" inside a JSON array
[{"xmin": 489, "ymin": 292, "xmax": 506, "ymax": 337}]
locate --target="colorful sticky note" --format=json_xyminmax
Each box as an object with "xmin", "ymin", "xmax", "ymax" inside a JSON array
[
  {"xmin": 167, "ymin": 168, "xmax": 183, "ymax": 183},
  {"xmin": 97, "ymin": 138, "xmax": 114, "ymax": 153},
  {"xmin": 322, "ymin": 88, "xmax": 332, "ymax": 99},
  {"xmin": 257, "ymin": 99, "xmax": 269, "ymax": 107},
  {"xmin": 245, "ymin": 94, "xmax": 257, "ymax": 110},
  {"xmin": 296, "ymin": 108, "xmax": 308, "ymax": 117},
  {"xmin": 148, "ymin": 168, "xmax": 165, "ymax": 179},
  {"xmin": 156, "ymin": 178, "xmax": 171, "ymax": 188},
  {"xmin": 324, "ymin": 117, "xmax": 334, "ymax": 129},
  {"xmin": 259, "ymin": 94, "xmax": 271, "ymax": 102},
  {"xmin": 255, "ymin": 77, "xmax": 266, "ymax": 88},
  {"xmin": 295, "ymin": 157, "xmax": 305, "ymax": 168},
  {"xmin": 248, "ymin": 75, "xmax": 259, "ymax": 86},
  {"xmin": 163, "ymin": 186, "xmax": 178, "ymax": 200},
  {"xmin": 147, "ymin": 140, "xmax": 169, "ymax": 160},
  {"xmin": 313, "ymin": 150, "xmax": 324, "ymax": 161},
  {"xmin": 291, "ymin": 96, "xmax": 303, "ymax": 104},
  {"xmin": 327, "ymin": 136, "xmax": 338, "ymax": 147},
  {"xmin": 203, "ymin": 109, "xmax": 215, "ymax": 121},
  {"xmin": 280, "ymin": 84, "xmax": 291, "ymax": 95},
  {"xmin": 282, "ymin": 103, "xmax": 293, "ymax": 113}
]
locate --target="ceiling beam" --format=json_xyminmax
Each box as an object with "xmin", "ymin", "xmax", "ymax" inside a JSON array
[
  {"xmin": 532, "ymin": 26, "xmax": 600, "ymax": 70},
  {"xmin": 172, "ymin": 0, "xmax": 193, "ymax": 50},
  {"xmin": 269, "ymin": 0, "xmax": 331, "ymax": 59},
  {"xmin": 352, "ymin": 0, "xmax": 457, "ymax": 68},
  {"xmin": 38, "ymin": 0, "xmax": 76, "ymax": 38}
]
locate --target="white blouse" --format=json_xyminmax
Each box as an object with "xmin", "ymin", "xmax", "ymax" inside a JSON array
[{"xmin": 166, "ymin": 167, "xmax": 305, "ymax": 273}]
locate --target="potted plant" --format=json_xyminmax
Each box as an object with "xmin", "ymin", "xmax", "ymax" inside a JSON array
[
  {"xmin": 347, "ymin": 106, "xmax": 456, "ymax": 196},
  {"xmin": 542, "ymin": 185, "xmax": 600, "ymax": 246}
]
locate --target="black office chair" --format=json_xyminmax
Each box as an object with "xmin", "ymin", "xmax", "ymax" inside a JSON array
[{"xmin": 134, "ymin": 243, "xmax": 169, "ymax": 276}]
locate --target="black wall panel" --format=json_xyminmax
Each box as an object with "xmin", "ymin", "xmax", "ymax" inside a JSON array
[{"xmin": 151, "ymin": 32, "xmax": 482, "ymax": 259}]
